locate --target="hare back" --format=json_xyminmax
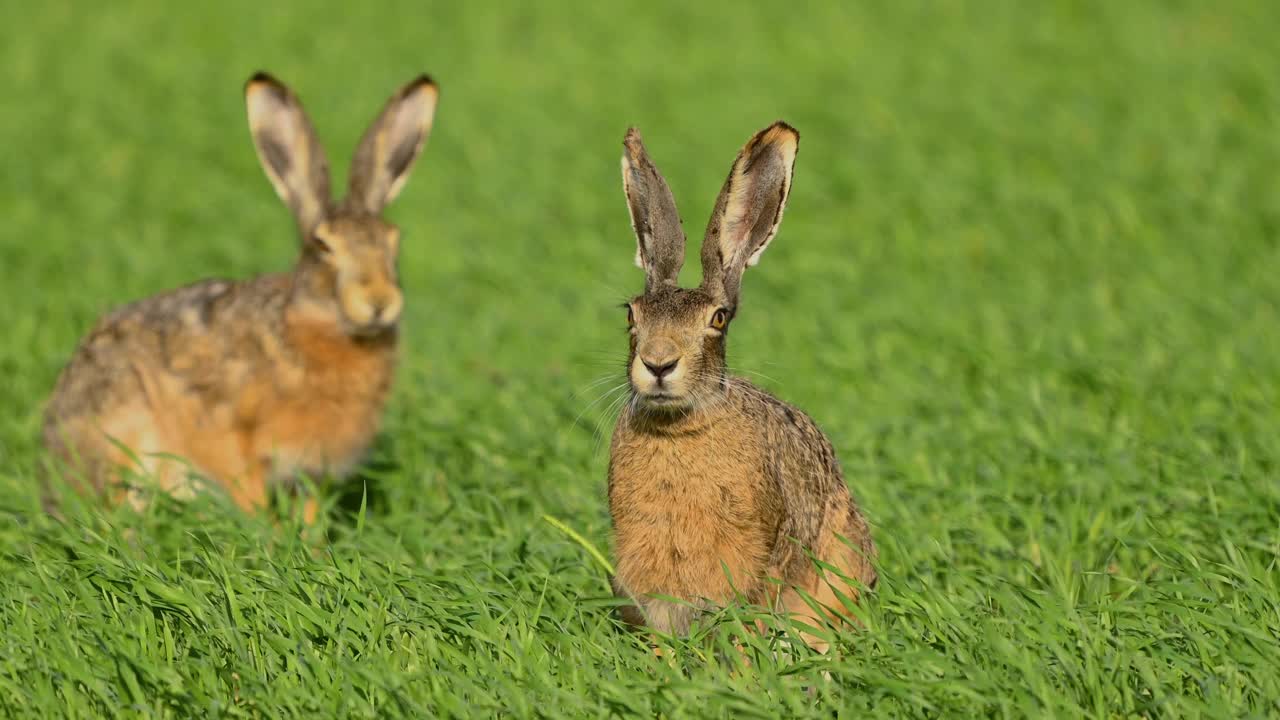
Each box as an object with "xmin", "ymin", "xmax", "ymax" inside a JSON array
[
  {"xmin": 608, "ymin": 377, "xmax": 875, "ymax": 633},
  {"xmin": 43, "ymin": 274, "xmax": 396, "ymax": 502}
]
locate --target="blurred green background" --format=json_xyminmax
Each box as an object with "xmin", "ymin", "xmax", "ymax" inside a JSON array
[{"xmin": 2, "ymin": 0, "xmax": 1278, "ymax": 716}]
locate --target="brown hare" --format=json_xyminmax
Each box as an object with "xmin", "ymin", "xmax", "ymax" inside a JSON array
[
  {"xmin": 42, "ymin": 72, "xmax": 439, "ymax": 521},
  {"xmin": 607, "ymin": 122, "xmax": 876, "ymax": 651}
]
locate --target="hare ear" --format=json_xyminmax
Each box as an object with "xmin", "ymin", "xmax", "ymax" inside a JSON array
[
  {"xmin": 621, "ymin": 128, "xmax": 686, "ymax": 291},
  {"xmin": 245, "ymin": 73, "xmax": 332, "ymax": 236},
  {"xmin": 346, "ymin": 75, "xmax": 438, "ymax": 215},
  {"xmin": 699, "ymin": 122, "xmax": 799, "ymax": 307}
]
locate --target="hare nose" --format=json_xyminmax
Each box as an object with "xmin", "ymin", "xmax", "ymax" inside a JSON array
[
  {"xmin": 369, "ymin": 297, "xmax": 398, "ymax": 324},
  {"xmin": 642, "ymin": 357, "xmax": 679, "ymax": 380}
]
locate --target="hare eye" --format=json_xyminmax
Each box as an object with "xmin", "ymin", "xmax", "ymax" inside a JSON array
[
  {"xmin": 710, "ymin": 308, "xmax": 728, "ymax": 330},
  {"xmin": 626, "ymin": 306, "xmax": 635, "ymax": 326},
  {"xmin": 310, "ymin": 235, "xmax": 333, "ymax": 255}
]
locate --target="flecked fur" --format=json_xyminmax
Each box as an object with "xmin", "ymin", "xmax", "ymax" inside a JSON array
[
  {"xmin": 608, "ymin": 124, "xmax": 876, "ymax": 650},
  {"xmin": 42, "ymin": 72, "xmax": 439, "ymax": 519}
]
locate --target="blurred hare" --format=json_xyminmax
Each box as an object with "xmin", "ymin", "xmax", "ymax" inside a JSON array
[
  {"xmin": 607, "ymin": 122, "xmax": 876, "ymax": 651},
  {"xmin": 42, "ymin": 72, "xmax": 438, "ymax": 520}
]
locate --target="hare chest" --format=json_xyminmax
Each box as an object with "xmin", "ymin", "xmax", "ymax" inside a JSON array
[
  {"xmin": 249, "ymin": 322, "xmax": 396, "ymax": 484},
  {"xmin": 610, "ymin": 426, "xmax": 778, "ymax": 617}
]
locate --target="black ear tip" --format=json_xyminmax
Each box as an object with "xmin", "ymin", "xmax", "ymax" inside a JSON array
[
  {"xmin": 405, "ymin": 74, "xmax": 438, "ymax": 94},
  {"xmin": 768, "ymin": 120, "xmax": 800, "ymax": 140},
  {"xmin": 245, "ymin": 71, "xmax": 288, "ymax": 97}
]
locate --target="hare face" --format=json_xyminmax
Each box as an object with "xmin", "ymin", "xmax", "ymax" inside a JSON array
[
  {"xmin": 617, "ymin": 121, "xmax": 797, "ymax": 415},
  {"xmin": 244, "ymin": 72, "xmax": 437, "ymax": 340},
  {"xmin": 313, "ymin": 216, "xmax": 403, "ymax": 337},
  {"xmin": 626, "ymin": 286, "xmax": 730, "ymax": 411}
]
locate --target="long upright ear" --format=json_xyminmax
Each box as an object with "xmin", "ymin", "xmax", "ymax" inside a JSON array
[
  {"xmin": 346, "ymin": 75, "xmax": 438, "ymax": 215},
  {"xmin": 699, "ymin": 122, "xmax": 799, "ymax": 307},
  {"xmin": 621, "ymin": 128, "xmax": 686, "ymax": 290},
  {"xmin": 245, "ymin": 72, "xmax": 332, "ymax": 236}
]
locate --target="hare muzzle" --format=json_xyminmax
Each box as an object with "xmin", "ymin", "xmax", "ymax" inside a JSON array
[
  {"xmin": 630, "ymin": 336, "xmax": 689, "ymax": 401},
  {"xmin": 339, "ymin": 278, "xmax": 403, "ymax": 334}
]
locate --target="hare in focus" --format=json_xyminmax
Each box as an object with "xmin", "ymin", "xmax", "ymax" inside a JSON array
[
  {"xmin": 607, "ymin": 122, "xmax": 876, "ymax": 651},
  {"xmin": 42, "ymin": 72, "xmax": 439, "ymax": 521}
]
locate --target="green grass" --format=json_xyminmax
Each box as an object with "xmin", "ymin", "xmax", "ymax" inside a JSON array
[{"xmin": 3, "ymin": 0, "xmax": 1280, "ymax": 716}]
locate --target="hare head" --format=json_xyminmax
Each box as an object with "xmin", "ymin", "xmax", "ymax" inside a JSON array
[
  {"xmin": 245, "ymin": 72, "xmax": 438, "ymax": 337},
  {"xmin": 619, "ymin": 122, "xmax": 799, "ymax": 413}
]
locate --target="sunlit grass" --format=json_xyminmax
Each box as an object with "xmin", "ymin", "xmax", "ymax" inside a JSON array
[{"xmin": 2, "ymin": 0, "xmax": 1279, "ymax": 716}]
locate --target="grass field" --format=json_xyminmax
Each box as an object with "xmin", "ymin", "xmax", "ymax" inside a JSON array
[{"xmin": 3, "ymin": 0, "xmax": 1280, "ymax": 716}]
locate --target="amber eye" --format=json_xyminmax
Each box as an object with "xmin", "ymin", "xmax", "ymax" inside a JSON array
[
  {"xmin": 310, "ymin": 235, "xmax": 333, "ymax": 255},
  {"xmin": 710, "ymin": 308, "xmax": 729, "ymax": 330},
  {"xmin": 626, "ymin": 305, "xmax": 635, "ymax": 326}
]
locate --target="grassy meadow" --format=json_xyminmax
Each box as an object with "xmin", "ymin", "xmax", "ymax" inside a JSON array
[{"xmin": 2, "ymin": 0, "xmax": 1279, "ymax": 716}]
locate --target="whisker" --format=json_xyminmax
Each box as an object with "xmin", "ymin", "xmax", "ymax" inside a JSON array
[
  {"xmin": 570, "ymin": 382, "xmax": 632, "ymax": 432},
  {"xmin": 567, "ymin": 358, "xmax": 631, "ymax": 374},
  {"xmin": 729, "ymin": 366, "xmax": 782, "ymax": 386},
  {"xmin": 592, "ymin": 389, "xmax": 635, "ymax": 456},
  {"xmin": 589, "ymin": 392, "xmax": 632, "ymax": 455},
  {"xmin": 570, "ymin": 374, "xmax": 627, "ymax": 399},
  {"xmin": 590, "ymin": 281, "xmax": 634, "ymax": 303}
]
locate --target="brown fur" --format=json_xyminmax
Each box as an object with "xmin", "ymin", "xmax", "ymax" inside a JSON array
[
  {"xmin": 608, "ymin": 124, "xmax": 876, "ymax": 650},
  {"xmin": 42, "ymin": 72, "xmax": 438, "ymax": 516}
]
